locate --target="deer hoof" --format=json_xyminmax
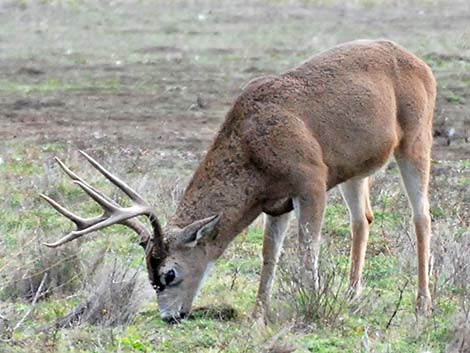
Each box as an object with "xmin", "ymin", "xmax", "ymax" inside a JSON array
[
  {"xmin": 416, "ymin": 293, "xmax": 432, "ymax": 316},
  {"xmin": 251, "ymin": 305, "xmax": 269, "ymax": 326},
  {"xmin": 347, "ymin": 281, "xmax": 363, "ymax": 300}
]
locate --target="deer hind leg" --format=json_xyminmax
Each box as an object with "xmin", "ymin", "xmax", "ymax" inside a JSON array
[
  {"xmin": 340, "ymin": 177, "xmax": 373, "ymax": 297},
  {"xmin": 253, "ymin": 212, "xmax": 291, "ymax": 321},
  {"xmin": 395, "ymin": 151, "xmax": 432, "ymax": 315}
]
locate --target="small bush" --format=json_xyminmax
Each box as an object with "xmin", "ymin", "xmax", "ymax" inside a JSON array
[
  {"xmin": 446, "ymin": 311, "xmax": 470, "ymax": 353},
  {"xmin": 0, "ymin": 238, "xmax": 85, "ymax": 302},
  {"xmin": 56, "ymin": 260, "xmax": 149, "ymax": 327},
  {"xmin": 275, "ymin": 236, "xmax": 354, "ymax": 328}
]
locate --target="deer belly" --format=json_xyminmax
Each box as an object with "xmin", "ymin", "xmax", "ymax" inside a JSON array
[{"xmin": 326, "ymin": 132, "xmax": 398, "ymax": 185}]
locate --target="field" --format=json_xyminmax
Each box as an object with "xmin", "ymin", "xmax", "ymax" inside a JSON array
[{"xmin": 0, "ymin": 0, "xmax": 469, "ymax": 352}]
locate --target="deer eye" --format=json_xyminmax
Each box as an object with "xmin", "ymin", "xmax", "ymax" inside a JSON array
[{"xmin": 162, "ymin": 269, "xmax": 176, "ymax": 285}]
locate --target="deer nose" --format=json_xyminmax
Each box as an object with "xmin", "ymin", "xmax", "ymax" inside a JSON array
[{"xmin": 163, "ymin": 312, "xmax": 187, "ymax": 324}]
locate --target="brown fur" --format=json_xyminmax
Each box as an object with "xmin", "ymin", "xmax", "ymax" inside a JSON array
[
  {"xmin": 171, "ymin": 39, "xmax": 434, "ymax": 246},
  {"xmin": 162, "ymin": 39, "xmax": 435, "ymax": 319},
  {"xmin": 44, "ymin": 39, "xmax": 436, "ymax": 321}
]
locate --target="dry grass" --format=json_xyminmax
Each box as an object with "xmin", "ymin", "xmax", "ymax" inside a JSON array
[
  {"xmin": 276, "ymin": 240, "xmax": 354, "ymax": 328},
  {"xmin": 446, "ymin": 311, "xmax": 470, "ymax": 353},
  {"xmin": 55, "ymin": 259, "xmax": 150, "ymax": 328},
  {"xmin": 0, "ymin": 237, "xmax": 85, "ymax": 302}
]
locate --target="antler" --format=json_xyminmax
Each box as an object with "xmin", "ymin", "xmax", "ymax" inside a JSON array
[{"xmin": 41, "ymin": 151, "xmax": 162, "ymax": 249}]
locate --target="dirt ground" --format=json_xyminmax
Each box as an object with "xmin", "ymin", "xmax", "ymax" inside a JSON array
[{"xmin": 0, "ymin": 0, "xmax": 469, "ymax": 166}]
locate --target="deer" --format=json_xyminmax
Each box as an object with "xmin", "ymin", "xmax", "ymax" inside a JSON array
[{"xmin": 41, "ymin": 39, "xmax": 436, "ymax": 323}]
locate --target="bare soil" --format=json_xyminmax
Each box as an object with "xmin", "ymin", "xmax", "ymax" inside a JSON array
[{"xmin": 0, "ymin": 0, "xmax": 469, "ymax": 166}]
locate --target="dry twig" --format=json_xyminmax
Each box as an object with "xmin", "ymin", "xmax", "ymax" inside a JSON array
[
  {"xmin": 13, "ymin": 272, "xmax": 49, "ymax": 332},
  {"xmin": 385, "ymin": 279, "xmax": 409, "ymax": 330}
]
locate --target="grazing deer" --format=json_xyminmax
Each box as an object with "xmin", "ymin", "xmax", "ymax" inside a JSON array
[{"xmin": 41, "ymin": 39, "xmax": 435, "ymax": 323}]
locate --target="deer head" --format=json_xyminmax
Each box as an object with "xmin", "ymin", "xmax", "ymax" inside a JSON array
[
  {"xmin": 41, "ymin": 151, "xmax": 221, "ymax": 323},
  {"xmin": 42, "ymin": 40, "xmax": 436, "ymax": 322}
]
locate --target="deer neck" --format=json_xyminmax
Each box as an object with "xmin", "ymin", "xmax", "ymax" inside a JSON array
[{"xmin": 168, "ymin": 122, "xmax": 264, "ymax": 257}]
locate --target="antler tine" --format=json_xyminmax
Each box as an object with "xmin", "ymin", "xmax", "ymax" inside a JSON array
[
  {"xmin": 73, "ymin": 180, "xmax": 118, "ymax": 213},
  {"xmin": 43, "ymin": 212, "xmax": 150, "ymax": 248},
  {"xmin": 43, "ymin": 201, "xmax": 152, "ymax": 248},
  {"xmin": 78, "ymin": 150, "xmax": 148, "ymax": 205},
  {"xmin": 55, "ymin": 156, "xmax": 116, "ymax": 205},
  {"xmin": 39, "ymin": 193, "xmax": 87, "ymax": 227},
  {"xmin": 43, "ymin": 230, "xmax": 88, "ymax": 248},
  {"xmin": 55, "ymin": 157, "xmax": 81, "ymax": 182},
  {"xmin": 41, "ymin": 191, "xmax": 151, "ymax": 247},
  {"xmin": 42, "ymin": 153, "xmax": 161, "ymax": 249},
  {"xmin": 55, "ymin": 155, "xmax": 151, "ymax": 240}
]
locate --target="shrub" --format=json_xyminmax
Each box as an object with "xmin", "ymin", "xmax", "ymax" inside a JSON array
[
  {"xmin": 0, "ymin": 237, "xmax": 85, "ymax": 302},
  {"xmin": 275, "ymin": 234, "xmax": 354, "ymax": 328},
  {"xmin": 55, "ymin": 260, "xmax": 149, "ymax": 327}
]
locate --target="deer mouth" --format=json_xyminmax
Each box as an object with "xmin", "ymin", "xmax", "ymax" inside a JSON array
[{"xmin": 161, "ymin": 311, "xmax": 187, "ymax": 324}]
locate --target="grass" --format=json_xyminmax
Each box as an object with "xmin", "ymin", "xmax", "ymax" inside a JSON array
[
  {"xmin": 0, "ymin": 77, "xmax": 122, "ymax": 94},
  {"xmin": 0, "ymin": 142, "xmax": 468, "ymax": 352},
  {"xmin": 0, "ymin": 0, "xmax": 469, "ymax": 351}
]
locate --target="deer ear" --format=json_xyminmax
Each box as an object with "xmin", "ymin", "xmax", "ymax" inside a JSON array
[{"xmin": 181, "ymin": 214, "xmax": 221, "ymax": 247}]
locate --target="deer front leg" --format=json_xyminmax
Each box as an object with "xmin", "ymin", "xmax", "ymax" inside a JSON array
[
  {"xmin": 293, "ymin": 179, "xmax": 327, "ymax": 292},
  {"xmin": 253, "ymin": 212, "xmax": 291, "ymax": 322}
]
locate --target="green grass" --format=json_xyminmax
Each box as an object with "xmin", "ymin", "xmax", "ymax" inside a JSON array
[
  {"xmin": 442, "ymin": 89, "xmax": 464, "ymax": 105},
  {"xmin": 0, "ymin": 77, "xmax": 122, "ymax": 94},
  {"xmin": 1, "ymin": 135, "xmax": 469, "ymax": 353},
  {"xmin": 1, "ymin": 138, "xmax": 469, "ymax": 353},
  {"xmin": 1, "ymin": 0, "xmax": 469, "ymax": 350}
]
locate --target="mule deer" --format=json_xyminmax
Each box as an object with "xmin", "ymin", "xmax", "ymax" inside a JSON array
[{"xmin": 41, "ymin": 39, "xmax": 436, "ymax": 322}]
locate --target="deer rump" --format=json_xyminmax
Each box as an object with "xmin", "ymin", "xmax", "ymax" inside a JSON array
[{"xmin": 42, "ymin": 39, "xmax": 436, "ymax": 322}]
